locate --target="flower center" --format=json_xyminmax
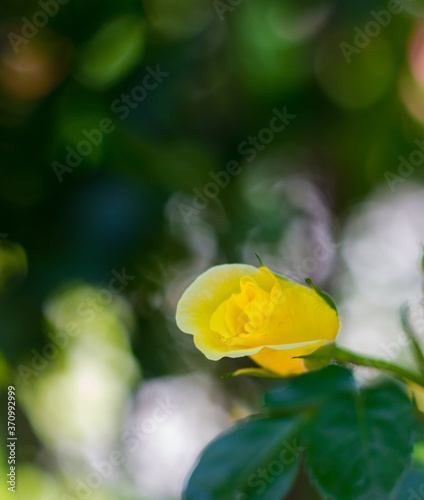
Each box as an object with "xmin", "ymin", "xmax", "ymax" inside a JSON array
[{"xmin": 210, "ymin": 276, "xmax": 275, "ymax": 345}]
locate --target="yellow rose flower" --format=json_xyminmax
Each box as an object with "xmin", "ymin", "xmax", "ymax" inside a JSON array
[{"xmin": 176, "ymin": 264, "xmax": 340, "ymax": 375}]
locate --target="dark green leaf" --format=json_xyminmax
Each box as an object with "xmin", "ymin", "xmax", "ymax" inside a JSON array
[
  {"xmin": 306, "ymin": 382, "xmax": 415, "ymax": 500},
  {"xmin": 264, "ymin": 365, "xmax": 355, "ymax": 415},
  {"xmin": 184, "ymin": 416, "xmax": 304, "ymax": 500}
]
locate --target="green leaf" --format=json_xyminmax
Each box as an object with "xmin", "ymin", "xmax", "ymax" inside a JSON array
[
  {"xmin": 264, "ymin": 365, "xmax": 355, "ymax": 415},
  {"xmin": 293, "ymin": 342, "xmax": 335, "ymax": 371},
  {"xmin": 75, "ymin": 15, "xmax": 145, "ymax": 89},
  {"xmin": 390, "ymin": 468, "xmax": 424, "ymax": 499},
  {"xmin": 222, "ymin": 367, "xmax": 285, "ymax": 379},
  {"xmin": 304, "ymin": 278, "xmax": 338, "ymax": 314},
  {"xmin": 412, "ymin": 442, "xmax": 424, "ymax": 468},
  {"xmin": 306, "ymin": 382, "xmax": 415, "ymax": 500},
  {"xmin": 184, "ymin": 416, "xmax": 304, "ymax": 500}
]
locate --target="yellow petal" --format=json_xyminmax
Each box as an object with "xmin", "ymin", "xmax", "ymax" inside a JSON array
[
  {"xmin": 258, "ymin": 272, "xmax": 340, "ymax": 347},
  {"xmin": 250, "ymin": 340, "xmax": 330, "ymax": 376},
  {"xmin": 176, "ymin": 264, "xmax": 262, "ymax": 360},
  {"xmin": 176, "ymin": 264, "xmax": 340, "ymax": 367}
]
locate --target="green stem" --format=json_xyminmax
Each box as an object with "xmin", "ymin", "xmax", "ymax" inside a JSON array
[
  {"xmin": 334, "ymin": 346, "xmax": 424, "ymax": 389},
  {"xmin": 401, "ymin": 303, "xmax": 424, "ymax": 377}
]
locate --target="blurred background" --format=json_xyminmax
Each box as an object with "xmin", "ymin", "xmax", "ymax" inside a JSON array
[{"xmin": 1, "ymin": 0, "xmax": 424, "ymax": 498}]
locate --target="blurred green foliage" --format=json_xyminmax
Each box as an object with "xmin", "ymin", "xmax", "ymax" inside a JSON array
[
  {"xmin": 1, "ymin": 0, "xmax": 424, "ymax": 498},
  {"xmin": 1, "ymin": 0, "xmax": 423, "ymax": 364}
]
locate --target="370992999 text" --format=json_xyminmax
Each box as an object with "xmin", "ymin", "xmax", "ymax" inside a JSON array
[{"xmin": 7, "ymin": 386, "xmax": 16, "ymax": 493}]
